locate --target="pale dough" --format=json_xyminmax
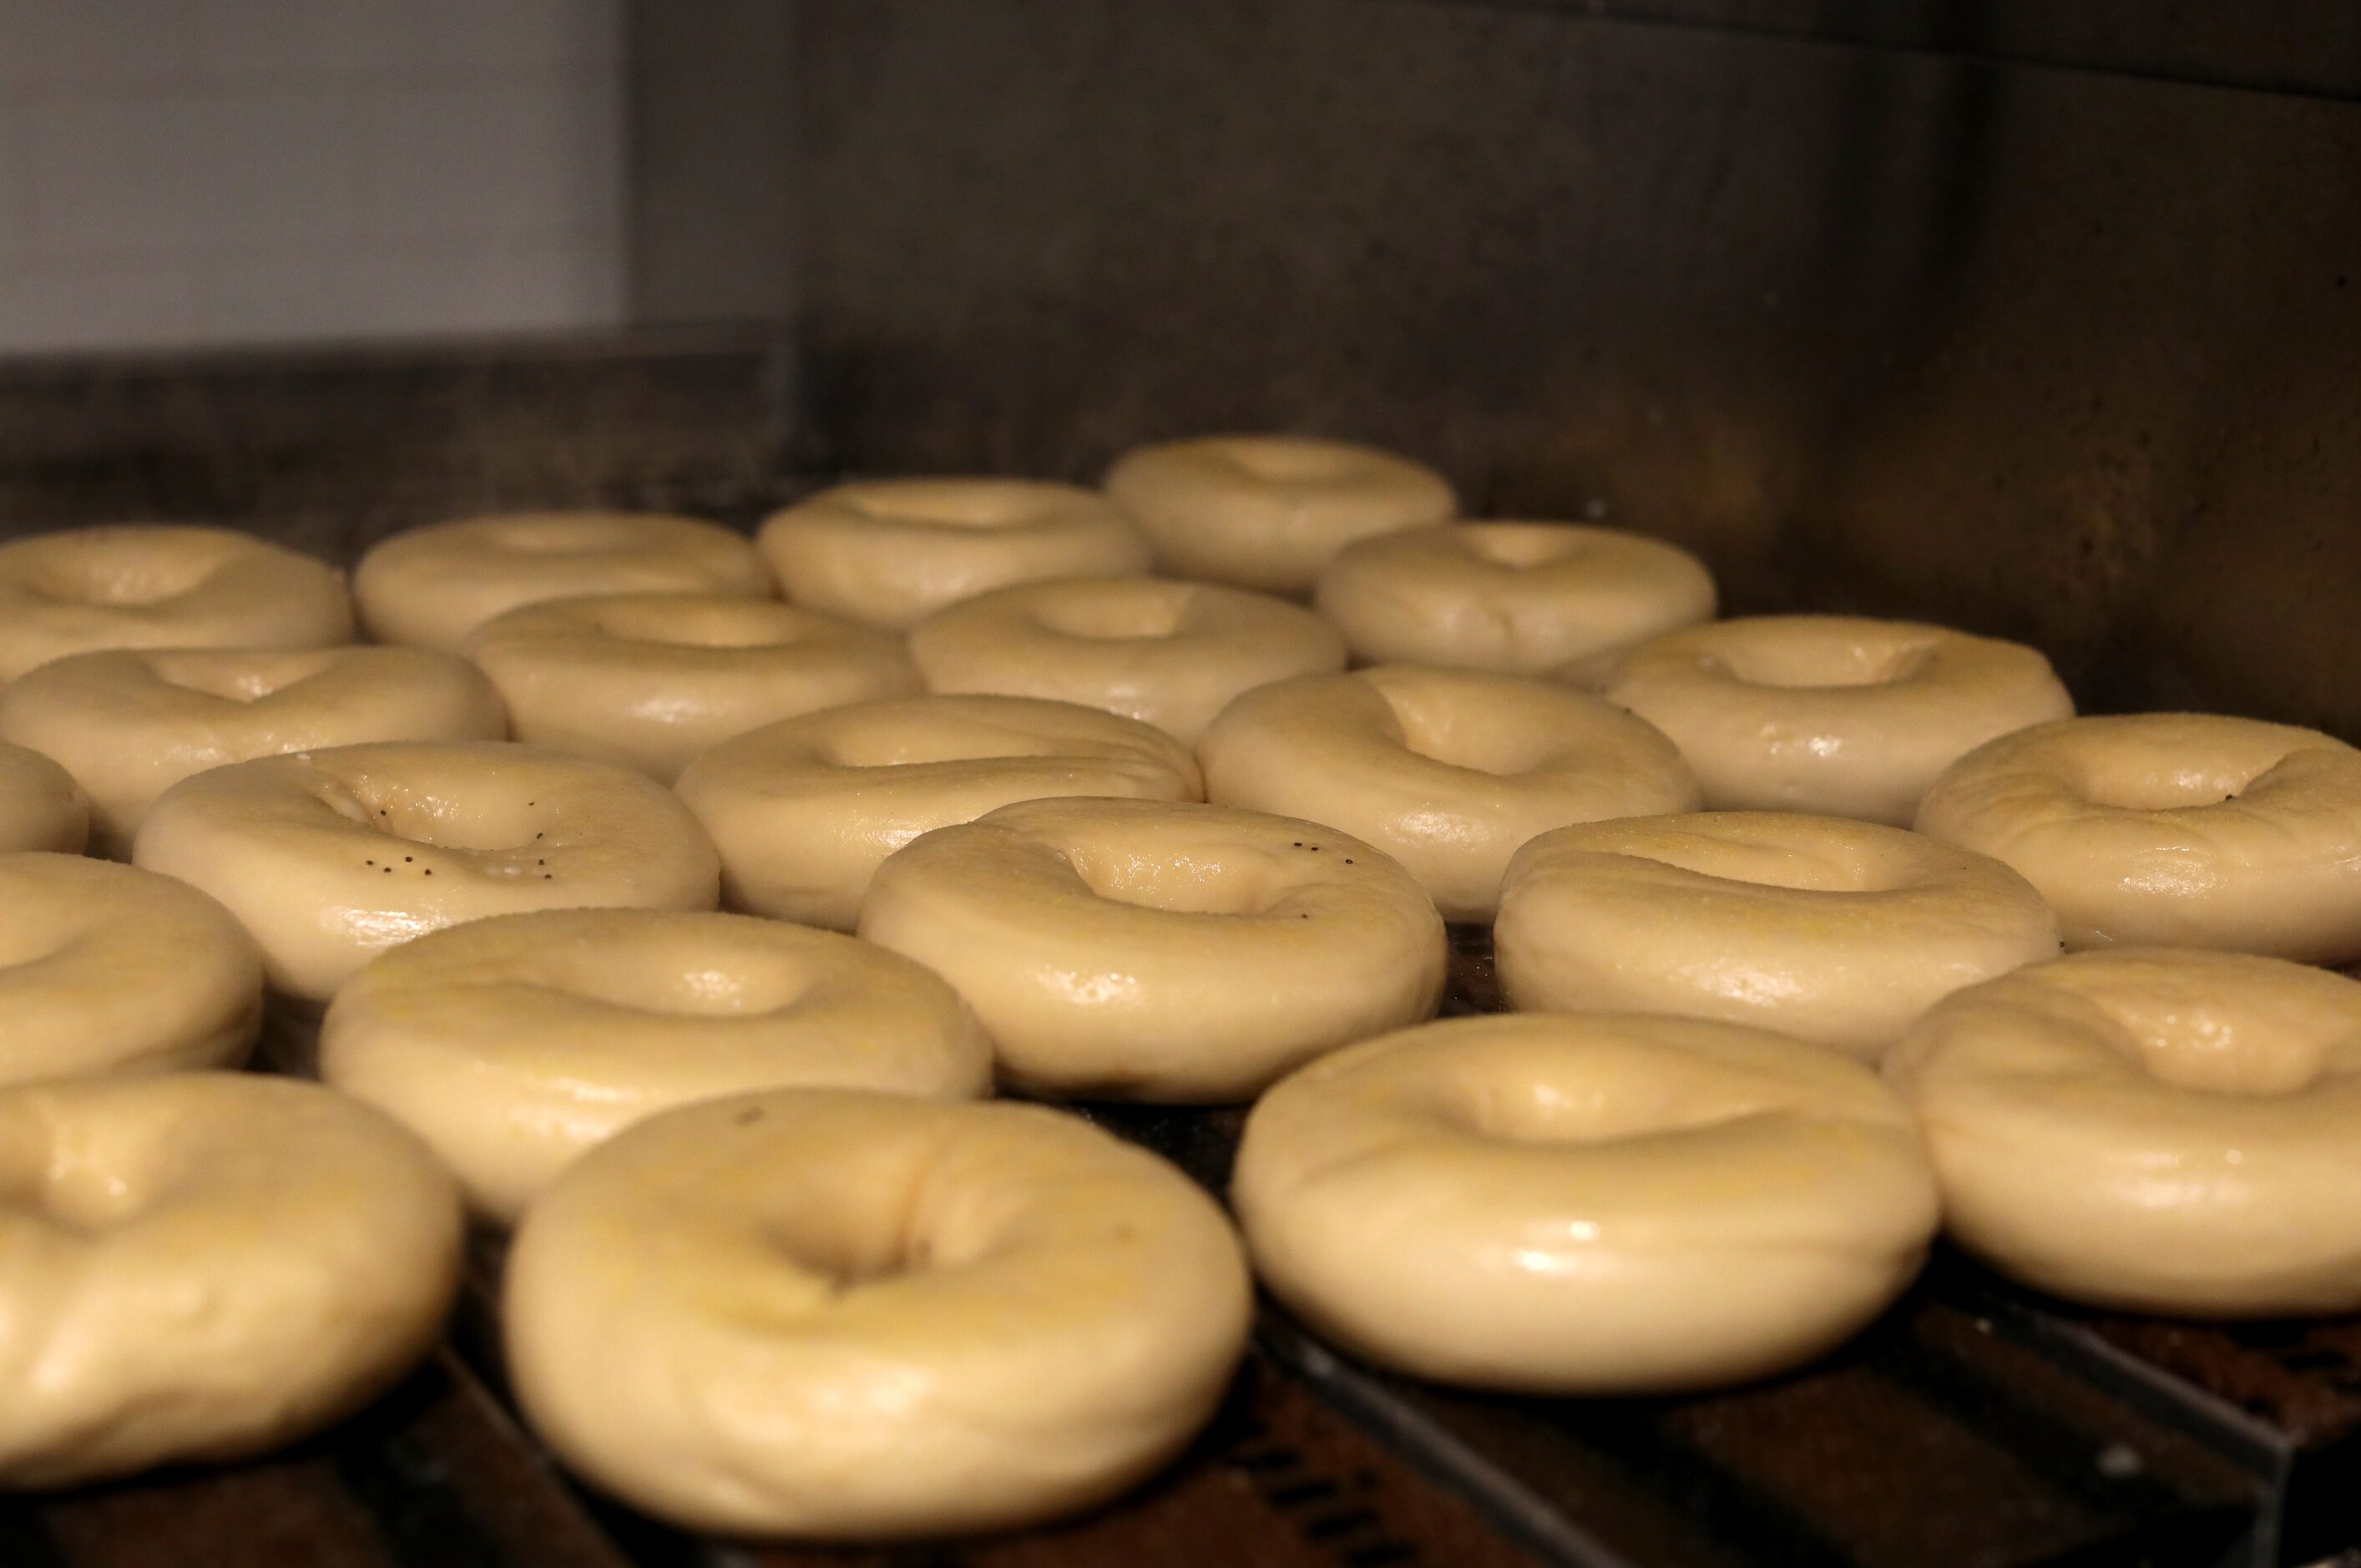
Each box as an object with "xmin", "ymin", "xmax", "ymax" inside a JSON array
[
  {"xmin": 859, "ymin": 797, "xmax": 1446, "ymax": 1101},
  {"xmin": 321, "ymin": 908, "xmax": 992, "ymax": 1223},
  {"xmin": 504, "ymin": 1090, "xmax": 1251, "ymax": 1537},
  {"xmin": 1232, "ymin": 1013, "xmax": 1939, "ymax": 1393},
  {"xmin": 675, "ymin": 695, "xmax": 1201, "ymax": 930},
  {"xmin": 131, "ymin": 740, "xmax": 720, "ymax": 1001}
]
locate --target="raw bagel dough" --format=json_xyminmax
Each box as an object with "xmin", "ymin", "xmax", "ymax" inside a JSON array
[
  {"xmin": 321, "ymin": 908, "xmax": 992, "ymax": 1222},
  {"xmin": 0, "ymin": 742, "xmax": 87, "ymax": 854},
  {"xmin": 1914, "ymin": 713, "xmax": 2361, "ymax": 961},
  {"xmin": 1887, "ymin": 948, "xmax": 2361, "ymax": 1315},
  {"xmin": 1495, "ymin": 812, "xmax": 2060, "ymax": 1058},
  {"xmin": 0, "ymin": 525, "xmax": 351, "ymax": 685},
  {"xmin": 910, "ymin": 575, "xmax": 1346, "ymax": 744},
  {"xmin": 1602, "ymin": 615, "xmax": 2074, "ymax": 825},
  {"xmin": 1232, "ymin": 1013, "xmax": 1938, "ymax": 1393},
  {"xmin": 0, "ymin": 646, "xmax": 506, "ymax": 858},
  {"xmin": 859, "ymin": 797, "xmax": 1446, "ymax": 1102},
  {"xmin": 1105, "ymin": 435, "xmax": 1455, "ymax": 594},
  {"xmin": 0, "ymin": 1072, "xmax": 462, "ymax": 1487},
  {"xmin": 676, "ymin": 695, "xmax": 1202, "ymax": 930},
  {"xmin": 758, "ymin": 478, "xmax": 1153, "ymax": 630},
  {"xmin": 465, "ymin": 593, "xmax": 918, "ymax": 782},
  {"xmin": 1314, "ymin": 522, "xmax": 1716, "ymax": 675},
  {"xmin": 504, "ymin": 1090, "xmax": 1251, "ymax": 1537},
  {"xmin": 354, "ymin": 512, "xmax": 772, "ymax": 653},
  {"xmin": 131, "ymin": 741, "xmax": 720, "ymax": 1001},
  {"xmin": 1197, "ymin": 665, "xmax": 1700, "ymax": 922},
  {"xmin": 0, "ymin": 852, "xmax": 264, "ymax": 1085}
]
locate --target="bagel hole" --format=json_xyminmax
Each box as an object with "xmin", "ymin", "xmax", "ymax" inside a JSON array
[
  {"xmin": 847, "ymin": 483, "xmax": 1056, "ymax": 529},
  {"xmin": 817, "ymin": 716, "xmax": 1067, "ymax": 769},
  {"xmin": 1452, "ymin": 1075, "xmax": 1760, "ymax": 1146},
  {"xmin": 28, "ymin": 554, "xmax": 217, "ymax": 608},
  {"xmin": 1610, "ymin": 832, "xmax": 1905, "ymax": 894},
  {"xmin": 480, "ymin": 515, "xmax": 653, "ymax": 554},
  {"xmin": 1028, "ymin": 587, "xmax": 1191, "ymax": 641},
  {"xmin": 1712, "ymin": 637, "xmax": 1939, "ymax": 690},
  {"xmin": 1064, "ymin": 842, "xmax": 1289, "ymax": 916},
  {"xmin": 1378, "ymin": 682, "xmax": 1559, "ymax": 776},
  {"xmin": 2101, "ymin": 1001, "xmax": 2331, "ymax": 1095},
  {"xmin": 1220, "ymin": 439, "xmax": 1358, "ymax": 483},
  {"xmin": 149, "ymin": 647, "xmax": 343, "ymax": 702},
  {"xmin": 544, "ymin": 959, "xmax": 817, "ymax": 1018},
  {"xmin": 1460, "ymin": 526, "xmax": 1590, "ymax": 569},
  {"xmin": 772, "ymin": 1209, "xmax": 939, "ymax": 1295},
  {"xmin": 2070, "ymin": 747, "xmax": 2283, "ymax": 812},
  {"xmin": 579, "ymin": 599, "xmax": 808, "ymax": 650}
]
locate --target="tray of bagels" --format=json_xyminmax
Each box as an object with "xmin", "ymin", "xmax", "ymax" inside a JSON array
[{"xmin": 0, "ymin": 435, "xmax": 2353, "ymax": 1567}]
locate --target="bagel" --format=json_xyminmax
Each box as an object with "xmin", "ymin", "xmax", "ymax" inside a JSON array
[
  {"xmin": 676, "ymin": 695, "xmax": 1201, "ymax": 929},
  {"xmin": 465, "ymin": 593, "xmax": 918, "ymax": 782},
  {"xmin": 0, "ymin": 645, "xmax": 506, "ymax": 857},
  {"xmin": 1888, "ymin": 949, "xmax": 2361, "ymax": 1315},
  {"xmin": 1198, "ymin": 664, "xmax": 1699, "ymax": 921},
  {"xmin": 504, "ymin": 1090, "xmax": 1251, "ymax": 1536},
  {"xmin": 131, "ymin": 741, "xmax": 720, "ymax": 1001},
  {"xmin": 1315, "ymin": 521, "xmax": 1716, "ymax": 675},
  {"xmin": 1233, "ymin": 1013, "xmax": 1938, "ymax": 1393},
  {"xmin": 0, "ymin": 852, "xmax": 264, "ymax": 1085},
  {"xmin": 1105, "ymin": 435, "xmax": 1454, "ymax": 594},
  {"xmin": 910, "ymin": 575, "xmax": 1346, "ymax": 744},
  {"xmin": 1915, "ymin": 713, "xmax": 2361, "ymax": 960},
  {"xmin": 0, "ymin": 525, "xmax": 351, "ymax": 684},
  {"xmin": 758, "ymin": 478, "xmax": 1152, "ymax": 629},
  {"xmin": 859, "ymin": 797, "xmax": 1446, "ymax": 1101},
  {"xmin": 0, "ymin": 1072, "xmax": 461, "ymax": 1487},
  {"xmin": 321, "ymin": 908, "xmax": 991, "ymax": 1222},
  {"xmin": 1495, "ymin": 812, "xmax": 2061, "ymax": 1058},
  {"xmin": 1601, "ymin": 615, "xmax": 2074, "ymax": 824},
  {"xmin": 354, "ymin": 511, "xmax": 772, "ymax": 653}
]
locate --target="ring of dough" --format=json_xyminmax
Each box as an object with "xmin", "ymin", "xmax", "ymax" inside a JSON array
[
  {"xmin": 1197, "ymin": 665, "xmax": 1700, "ymax": 922},
  {"xmin": 0, "ymin": 1072, "xmax": 462, "ymax": 1488},
  {"xmin": 676, "ymin": 695, "xmax": 1202, "ymax": 930},
  {"xmin": 1314, "ymin": 522, "xmax": 1717, "ymax": 675},
  {"xmin": 0, "ymin": 853, "xmax": 264, "ymax": 1085},
  {"xmin": 1231, "ymin": 1012, "xmax": 1939, "ymax": 1393},
  {"xmin": 1495, "ymin": 812, "xmax": 2061, "ymax": 1058},
  {"xmin": 910, "ymin": 575, "xmax": 1347, "ymax": 744},
  {"xmin": 321, "ymin": 908, "xmax": 992, "ymax": 1223},
  {"xmin": 757, "ymin": 478, "xmax": 1153, "ymax": 630},
  {"xmin": 1914, "ymin": 713, "xmax": 2361, "ymax": 961},
  {"xmin": 0, "ymin": 525, "xmax": 352, "ymax": 685},
  {"xmin": 131, "ymin": 740, "xmax": 720, "ymax": 1002},
  {"xmin": 504, "ymin": 1089, "xmax": 1251, "ymax": 1538},
  {"xmin": 1886, "ymin": 948, "xmax": 2361, "ymax": 1315},
  {"xmin": 859, "ymin": 797, "xmax": 1446, "ymax": 1102},
  {"xmin": 0, "ymin": 646, "xmax": 507, "ymax": 858},
  {"xmin": 1105, "ymin": 435, "xmax": 1456, "ymax": 594},
  {"xmin": 465, "ymin": 593, "xmax": 918, "ymax": 783},
  {"xmin": 1601, "ymin": 615, "xmax": 2075, "ymax": 825},
  {"xmin": 0, "ymin": 743, "xmax": 87, "ymax": 854},
  {"xmin": 354, "ymin": 512, "xmax": 773, "ymax": 653}
]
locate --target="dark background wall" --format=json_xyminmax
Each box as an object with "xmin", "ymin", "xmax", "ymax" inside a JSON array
[
  {"xmin": 762, "ymin": 0, "xmax": 2361, "ymax": 735},
  {"xmin": 3, "ymin": 3, "xmax": 2355, "ymax": 741}
]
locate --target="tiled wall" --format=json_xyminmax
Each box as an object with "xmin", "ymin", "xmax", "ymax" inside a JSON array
[{"xmin": 0, "ymin": 0, "xmax": 625, "ymax": 353}]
